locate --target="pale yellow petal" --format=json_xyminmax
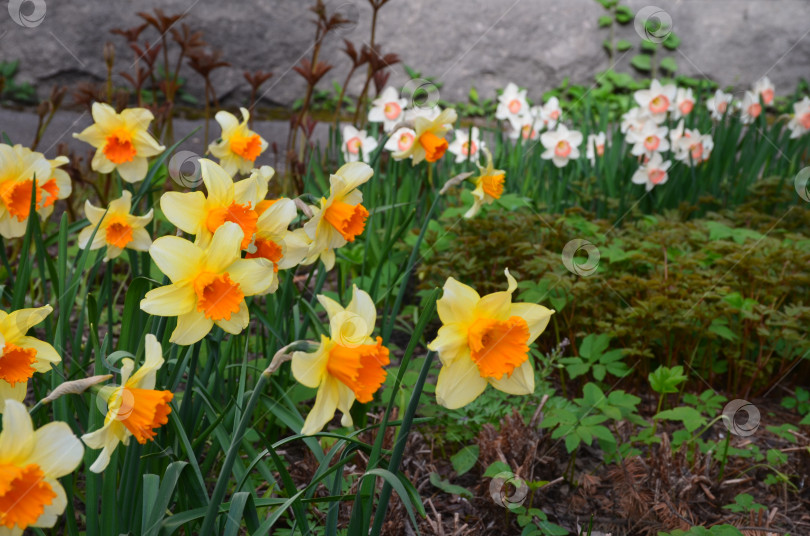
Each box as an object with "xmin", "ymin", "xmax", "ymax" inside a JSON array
[
  {"xmin": 488, "ymin": 359, "xmax": 535, "ymax": 395},
  {"xmin": 128, "ymin": 228, "xmax": 152, "ymax": 251},
  {"xmin": 0, "ymin": 382, "xmax": 27, "ymax": 414},
  {"xmin": 28, "ymin": 422, "xmax": 83, "ymax": 477},
  {"xmin": 17, "ymin": 336, "xmax": 61, "ymax": 372},
  {"xmin": 226, "ymin": 258, "xmax": 274, "ymax": 296},
  {"xmin": 300, "ymin": 375, "xmax": 340, "ymax": 435},
  {"xmin": 204, "ymin": 222, "xmax": 244, "ymax": 273},
  {"xmin": 107, "ymin": 190, "xmax": 132, "ymax": 214},
  {"xmin": 31, "ymin": 478, "xmax": 67, "ymax": 528},
  {"xmin": 160, "ymin": 191, "xmax": 207, "ymax": 235},
  {"xmin": 83, "ymin": 199, "xmax": 106, "ymax": 224},
  {"xmin": 427, "ymin": 323, "xmax": 469, "ymax": 366},
  {"xmin": 435, "ymin": 355, "xmax": 487, "ymax": 410},
  {"xmin": 510, "ymin": 303, "xmax": 554, "ymax": 344},
  {"xmin": 345, "ymin": 285, "xmax": 376, "ymax": 337},
  {"xmin": 0, "ymin": 399, "xmax": 34, "ymax": 461},
  {"xmin": 291, "ymin": 335, "xmax": 330, "ymax": 389},
  {"xmin": 0, "ymin": 305, "xmax": 52, "ymax": 343},
  {"xmin": 436, "ymin": 277, "xmax": 479, "ymax": 325},
  {"xmin": 200, "ymin": 158, "xmax": 234, "ymax": 205},
  {"xmin": 171, "ymin": 309, "xmax": 214, "ymax": 345},
  {"xmin": 125, "ymin": 334, "xmax": 164, "ymax": 390},
  {"xmin": 214, "ymin": 301, "xmax": 249, "ymax": 334},
  {"xmin": 149, "ymin": 236, "xmax": 204, "ymax": 282},
  {"xmin": 116, "ymin": 156, "xmax": 149, "ymax": 183}
]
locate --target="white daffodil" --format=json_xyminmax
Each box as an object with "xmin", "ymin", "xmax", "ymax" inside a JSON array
[
  {"xmin": 670, "ymin": 119, "xmax": 686, "ymax": 153},
  {"xmin": 447, "ymin": 126, "xmax": 485, "ymax": 163},
  {"xmin": 508, "ymin": 112, "xmax": 542, "ymax": 141},
  {"xmin": 383, "ymin": 127, "xmax": 416, "ymax": 155},
  {"xmin": 753, "ymin": 76, "xmax": 775, "ymax": 106},
  {"xmin": 675, "ymin": 129, "xmax": 713, "ymax": 165},
  {"xmin": 788, "ymin": 97, "xmax": 810, "ymax": 138},
  {"xmin": 495, "ymin": 83, "xmax": 529, "ymax": 126},
  {"xmin": 539, "ymin": 97, "xmax": 562, "ymax": 129},
  {"xmin": 740, "ymin": 91, "xmax": 763, "ymax": 124},
  {"xmin": 627, "ymin": 120, "xmax": 669, "ymax": 158},
  {"xmin": 631, "ymin": 152, "xmax": 671, "ymax": 191},
  {"xmin": 620, "ymin": 107, "xmax": 650, "ymax": 135},
  {"xmin": 341, "ymin": 125, "xmax": 378, "ymax": 163},
  {"xmin": 706, "ymin": 89, "xmax": 734, "ymax": 120},
  {"xmin": 540, "ymin": 124, "xmax": 583, "ymax": 168},
  {"xmin": 671, "ymin": 87, "xmax": 695, "ymax": 120},
  {"xmin": 634, "ymin": 79, "xmax": 676, "ymax": 122},
  {"xmin": 367, "ymin": 86, "xmax": 408, "ymax": 132},
  {"xmin": 586, "ymin": 132, "xmax": 606, "ymax": 165}
]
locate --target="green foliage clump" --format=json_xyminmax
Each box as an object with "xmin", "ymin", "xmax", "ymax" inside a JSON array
[{"xmin": 418, "ymin": 186, "xmax": 810, "ymax": 392}]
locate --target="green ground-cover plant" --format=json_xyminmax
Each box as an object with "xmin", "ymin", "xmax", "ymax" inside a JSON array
[{"xmin": 417, "ymin": 188, "xmax": 810, "ymax": 393}]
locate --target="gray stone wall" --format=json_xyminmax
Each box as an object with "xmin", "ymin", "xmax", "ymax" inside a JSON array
[{"xmin": 1, "ymin": 0, "xmax": 809, "ymax": 110}]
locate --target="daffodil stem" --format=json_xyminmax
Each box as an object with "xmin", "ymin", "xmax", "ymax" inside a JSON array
[
  {"xmin": 199, "ymin": 369, "xmax": 271, "ymax": 535},
  {"xmin": 370, "ymin": 351, "xmax": 436, "ymax": 535}
]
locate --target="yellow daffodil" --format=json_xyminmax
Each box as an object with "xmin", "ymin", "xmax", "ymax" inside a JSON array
[
  {"xmin": 160, "ymin": 160, "xmax": 270, "ymax": 250},
  {"xmin": 208, "ymin": 108, "xmax": 268, "ymax": 176},
  {"xmin": 77, "ymin": 191, "xmax": 153, "ymax": 261},
  {"xmin": 393, "ymin": 108, "xmax": 457, "ymax": 165},
  {"xmin": 245, "ymin": 197, "xmax": 310, "ymax": 276},
  {"xmin": 0, "ymin": 399, "xmax": 83, "ymax": 534},
  {"xmin": 0, "ymin": 306, "xmax": 60, "ymax": 413},
  {"xmin": 0, "ymin": 145, "xmax": 72, "ymax": 239},
  {"xmin": 140, "ymin": 222, "xmax": 273, "ymax": 345},
  {"xmin": 427, "ymin": 270, "xmax": 554, "ymax": 409},
  {"xmin": 82, "ymin": 335, "xmax": 172, "ymax": 473},
  {"xmin": 291, "ymin": 286, "xmax": 390, "ymax": 435},
  {"xmin": 302, "ymin": 162, "xmax": 372, "ymax": 270},
  {"xmin": 465, "ymin": 148, "xmax": 505, "ymax": 218},
  {"xmin": 73, "ymin": 102, "xmax": 165, "ymax": 183}
]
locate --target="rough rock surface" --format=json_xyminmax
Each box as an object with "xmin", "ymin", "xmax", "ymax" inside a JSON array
[{"xmin": 1, "ymin": 0, "xmax": 809, "ymax": 108}]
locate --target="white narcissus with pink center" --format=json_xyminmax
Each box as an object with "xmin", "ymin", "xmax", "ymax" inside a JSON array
[
  {"xmin": 675, "ymin": 129, "xmax": 713, "ymax": 165},
  {"xmin": 508, "ymin": 112, "xmax": 542, "ymax": 141},
  {"xmin": 367, "ymin": 86, "xmax": 408, "ymax": 133},
  {"xmin": 341, "ymin": 125, "xmax": 378, "ymax": 164},
  {"xmin": 788, "ymin": 97, "xmax": 810, "ymax": 139},
  {"xmin": 620, "ymin": 107, "xmax": 651, "ymax": 135},
  {"xmin": 586, "ymin": 132, "xmax": 606, "ymax": 165},
  {"xmin": 633, "ymin": 79, "xmax": 676, "ymax": 122},
  {"xmin": 495, "ymin": 83, "xmax": 529, "ymax": 127},
  {"xmin": 753, "ymin": 77, "xmax": 775, "ymax": 106},
  {"xmin": 740, "ymin": 91, "xmax": 763, "ymax": 124},
  {"xmin": 671, "ymin": 87, "xmax": 695, "ymax": 120},
  {"xmin": 540, "ymin": 124, "xmax": 583, "ymax": 168},
  {"xmin": 384, "ymin": 127, "xmax": 416, "ymax": 155},
  {"xmin": 626, "ymin": 120, "xmax": 669, "ymax": 158},
  {"xmin": 540, "ymin": 97, "xmax": 562, "ymax": 129},
  {"xmin": 706, "ymin": 89, "xmax": 734, "ymax": 120},
  {"xmin": 669, "ymin": 119, "xmax": 687, "ymax": 156},
  {"xmin": 447, "ymin": 126, "xmax": 485, "ymax": 163},
  {"xmin": 631, "ymin": 152, "xmax": 671, "ymax": 191}
]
